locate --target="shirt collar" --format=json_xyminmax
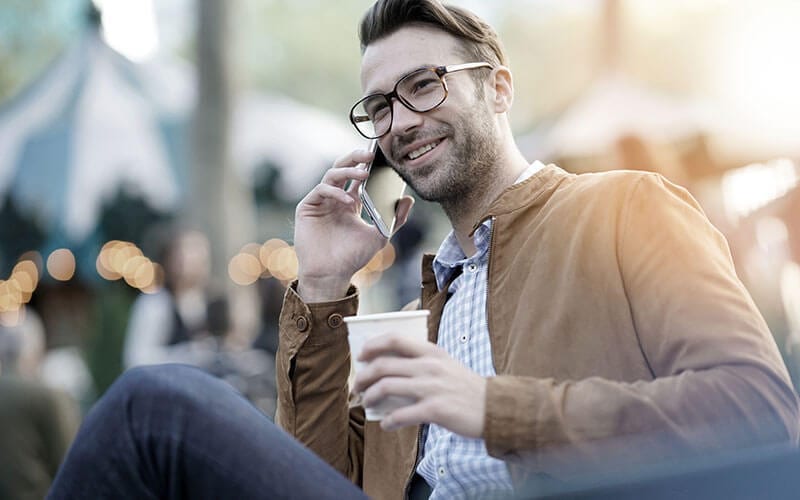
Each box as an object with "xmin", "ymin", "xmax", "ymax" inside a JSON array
[
  {"xmin": 516, "ymin": 160, "xmax": 546, "ymax": 184},
  {"xmin": 432, "ymin": 222, "xmax": 492, "ymax": 291}
]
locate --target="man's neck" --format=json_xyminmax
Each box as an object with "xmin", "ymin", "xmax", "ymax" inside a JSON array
[{"xmin": 443, "ymin": 147, "xmax": 530, "ymax": 258}]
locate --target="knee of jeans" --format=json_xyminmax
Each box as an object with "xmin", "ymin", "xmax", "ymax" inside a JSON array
[{"xmin": 110, "ymin": 364, "xmax": 210, "ymax": 409}]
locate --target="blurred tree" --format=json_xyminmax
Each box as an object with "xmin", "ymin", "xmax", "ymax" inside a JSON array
[
  {"xmin": 85, "ymin": 279, "xmax": 135, "ymax": 396},
  {"xmin": 190, "ymin": 0, "xmax": 229, "ymax": 287},
  {"xmin": 0, "ymin": 197, "xmax": 46, "ymax": 275},
  {"xmin": 89, "ymin": 187, "xmax": 172, "ymax": 398},
  {"xmin": 190, "ymin": 0, "xmax": 256, "ymax": 289},
  {"xmin": 252, "ymin": 159, "xmax": 285, "ymax": 207},
  {"xmin": 96, "ymin": 185, "xmax": 172, "ymax": 247},
  {"xmin": 237, "ymin": 0, "xmax": 370, "ymax": 116},
  {"xmin": 0, "ymin": 0, "xmax": 84, "ymax": 103}
]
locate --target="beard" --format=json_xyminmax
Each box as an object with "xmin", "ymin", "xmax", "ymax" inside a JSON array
[{"xmin": 388, "ymin": 101, "xmax": 501, "ymax": 206}]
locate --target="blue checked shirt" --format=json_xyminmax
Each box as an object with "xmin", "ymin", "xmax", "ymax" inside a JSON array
[{"xmin": 416, "ymin": 162, "xmax": 544, "ymax": 499}]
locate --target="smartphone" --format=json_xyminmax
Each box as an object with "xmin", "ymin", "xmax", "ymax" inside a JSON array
[{"xmin": 359, "ymin": 139, "xmax": 407, "ymax": 238}]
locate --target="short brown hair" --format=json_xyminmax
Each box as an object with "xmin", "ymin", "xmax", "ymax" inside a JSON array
[{"xmin": 359, "ymin": 0, "xmax": 508, "ymax": 67}]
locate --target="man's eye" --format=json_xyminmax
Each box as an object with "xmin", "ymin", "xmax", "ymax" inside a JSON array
[
  {"xmin": 410, "ymin": 78, "xmax": 438, "ymax": 94},
  {"xmin": 366, "ymin": 101, "xmax": 388, "ymax": 119}
]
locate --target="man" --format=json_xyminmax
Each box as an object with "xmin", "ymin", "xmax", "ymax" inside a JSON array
[{"xmin": 50, "ymin": 1, "xmax": 799, "ymax": 499}]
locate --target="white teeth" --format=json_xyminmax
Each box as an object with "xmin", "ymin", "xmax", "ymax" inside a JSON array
[{"xmin": 408, "ymin": 141, "xmax": 440, "ymax": 160}]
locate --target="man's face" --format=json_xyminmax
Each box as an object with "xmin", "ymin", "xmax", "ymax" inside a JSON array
[{"xmin": 360, "ymin": 25, "xmax": 501, "ymax": 205}]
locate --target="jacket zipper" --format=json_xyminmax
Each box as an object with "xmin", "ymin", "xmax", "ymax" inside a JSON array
[
  {"xmin": 403, "ymin": 216, "xmax": 497, "ymax": 499},
  {"xmin": 485, "ymin": 217, "xmax": 496, "ymax": 339}
]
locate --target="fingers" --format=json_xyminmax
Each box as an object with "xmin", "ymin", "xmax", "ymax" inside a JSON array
[
  {"xmin": 358, "ymin": 333, "xmax": 436, "ymax": 363},
  {"xmin": 301, "ymin": 148, "xmax": 373, "ymax": 208},
  {"xmin": 353, "ymin": 355, "xmax": 435, "ymax": 394},
  {"xmin": 360, "ymin": 376, "xmax": 427, "ymax": 411},
  {"xmin": 372, "ymin": 370, "xmax": 487, "ymax": 438},
  {"xmin": 317, "ymin": 148, "xmax": 373, "ymax": 190},
  {"xmin": 381, "ymin": 401, "xmax": 432, "ymax": 432},
  {"xmin": 351, "ymin": 344, "xmax": 487, "ymax": 437},
  {"xmin": 301, "ymin": 182, "xmax": 356, "ymax": 207},
  {"xmin": 334, "ymin": 148, "xmax": 374, "ymax": 169},
  {"xmin": 321, "ymin": 166, "xmax": 369, "ymax": 189}
]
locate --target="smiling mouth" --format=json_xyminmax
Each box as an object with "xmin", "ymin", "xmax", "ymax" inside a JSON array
[{"xmin": 407, "ymin": 140, "xmax": 441, "ymax": 160}]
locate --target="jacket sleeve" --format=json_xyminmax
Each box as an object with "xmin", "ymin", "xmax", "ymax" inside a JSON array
[
  {"xmin": 483, "ymin": 173, "xmax": 800, "ymax": 476},
  {"xmin": 274, "ymin": 283, "xmax": 365, "ymax": 485}
]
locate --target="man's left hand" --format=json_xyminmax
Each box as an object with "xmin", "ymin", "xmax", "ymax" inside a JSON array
[{"xmin": 352, "ymin": 334, "xmax": 487, "ymax": 437}]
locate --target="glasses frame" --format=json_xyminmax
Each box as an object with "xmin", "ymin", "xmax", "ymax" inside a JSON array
[{"xmin": 349, "ymin": 61, "xmax": 494, "ymax": 139}]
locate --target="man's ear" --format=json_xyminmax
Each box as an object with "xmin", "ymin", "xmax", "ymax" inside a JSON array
[{"xmin": 490, "ymin": 66, "xmax": 513, "ymax": 113}]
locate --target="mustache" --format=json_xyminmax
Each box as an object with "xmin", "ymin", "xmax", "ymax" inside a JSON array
[{"xmin": 391, "ymin": 125, "xmax": 453, "ymax": 158}]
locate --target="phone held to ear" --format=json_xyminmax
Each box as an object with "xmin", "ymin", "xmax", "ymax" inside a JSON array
[{"xmin": 358, "ymin": 139, "xmax": 407, "ymax": 238}]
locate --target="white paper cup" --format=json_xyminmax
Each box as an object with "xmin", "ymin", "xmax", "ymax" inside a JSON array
[{"xmin": 344, "ymin": 309, "xmax": 430, "ymax": 421}]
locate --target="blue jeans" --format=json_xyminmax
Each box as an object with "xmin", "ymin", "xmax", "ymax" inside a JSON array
[{"xmin": 48, "ymin": 364, "xmax": 368, "ymax": 500}]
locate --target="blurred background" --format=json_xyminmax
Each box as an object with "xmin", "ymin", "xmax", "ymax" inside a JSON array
[{"xmin": 1, "ymin": 0, "xmax": 800, "ymax": 494}]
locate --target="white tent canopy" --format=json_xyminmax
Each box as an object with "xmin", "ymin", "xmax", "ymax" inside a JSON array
[
  {"xmin": 231, "ymin": 92, "xmax": 361, "ymax": 202},
  {"xmin": 542, "ymin": 72, "xmax": 710, "ymax": 160},
  {"xmin": 0, "ymin": 31, "xmax": 181, "ymax": 243},
  {"xmin": 0, "ymin": 28, "xmax": 360, "ymax": 248}
]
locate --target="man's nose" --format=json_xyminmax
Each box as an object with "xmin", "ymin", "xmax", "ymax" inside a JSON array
[{"xmin": 389, "ymin": 99, "xmax": 424, "ymax": 136}]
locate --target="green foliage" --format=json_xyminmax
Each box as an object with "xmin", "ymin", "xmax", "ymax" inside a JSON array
[
  {"xmin": 0, "ymin": 0, "xmax": 84, "ymax": 103},
  {"xmin": 0, "ymin": 196, "xmax": 46, "ymax": 275},
  {"xmin": 96, "ymin": 185, "xmax": 173, "ymax": 249},
  {"xmin": 85, "ymin": 280, "xmax": 136, "ymax": 397},
  {"xmin": 237, "ymin": 0, "xmax": 372, "ymax": 116}
]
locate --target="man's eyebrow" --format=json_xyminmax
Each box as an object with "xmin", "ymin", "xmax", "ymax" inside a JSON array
[{"xmin": 363, "ymin": 63, "xmax": 438, "ymax": 96}]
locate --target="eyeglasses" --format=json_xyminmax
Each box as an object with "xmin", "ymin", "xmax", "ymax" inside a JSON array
[{"xmin": 349, "ymin": 62, "xmax": 493, "ymax": 139}]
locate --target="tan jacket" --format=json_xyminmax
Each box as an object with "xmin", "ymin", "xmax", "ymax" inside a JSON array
[{"xmin": 276, "ymin": 165, "xmax": 799, "ymax": 500}]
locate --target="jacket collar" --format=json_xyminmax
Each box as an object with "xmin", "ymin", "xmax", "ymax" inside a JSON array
[
  {"xmin": 470, "ymin": 163, "xmax": 568, "ymax": 235},
  {"xmin": 421, "ymin": 164, "xmax": 569, "ymax": 284}
]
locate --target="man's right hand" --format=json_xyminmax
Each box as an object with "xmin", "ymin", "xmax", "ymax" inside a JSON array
[{"xmin": 294, "ymin": 149, "xmax": 413, "ymax": 303}]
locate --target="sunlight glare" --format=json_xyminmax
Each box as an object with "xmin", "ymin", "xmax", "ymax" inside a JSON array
[{"xmin": 95, "ymin": 0, "xmax": 160, "ymax": 61}]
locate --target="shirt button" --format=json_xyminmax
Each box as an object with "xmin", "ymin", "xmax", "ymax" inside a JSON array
[
  {"xmin": 466, "ymin": 263, "xmax": 478, "ymax": 273},
  {"xmin": 438, "ymin": 467, "xmax": 446, "ymax": 477},
  {"xmin": 295, "ymin": 316, "xmax": 309, "ymax": 332},
  {"xmin": 460, "ymin": 335, "xmax": 468, "ymax": 343},
  {"xmin": 327, "ymin": 313, "xmax": 343, "ymax": 329}
]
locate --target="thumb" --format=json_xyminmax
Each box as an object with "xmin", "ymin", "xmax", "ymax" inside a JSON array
[{"xmin": 392, "ymin": 195, "xmax": 415, "ymax": 234}]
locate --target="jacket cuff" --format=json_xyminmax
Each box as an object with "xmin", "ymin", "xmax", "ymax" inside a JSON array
[
  {"xmin": 279, "ymin": 280, "xmax": 359, "ymax": 354},
  {"xmin": 484, "ymin": 375, "xmax": 543, "ymax": 459}
]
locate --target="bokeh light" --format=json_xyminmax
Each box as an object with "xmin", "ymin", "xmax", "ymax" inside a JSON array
[
  {"xmin": 0, "ymin": 280, "xmax": 22, "ymax": 313},
  {"xmin": 721, "ymin": 159, "xmax": 799, "ymax": 222},
  {"xmin": 351, "ymin": 243, "xmax": 397, "ymax": 290},
  {"xmin": 0, "ymin": 255, "xmax": 42, "ymax": 316},
  {"xmin": 140, "ymin": 263, "xmax": 165, "ymax": 294},
  {"xmin": 47, "ymin": 248, "xmax": 76, "ymax": 281},
  {"xmin": 259, "ymin": 238, "xmax": 289, "ymax": 277},
  {"xmin": 229, "ymin": 252, "xmax": 262, "ymax": 286},
  {"xmin": 267, "ymin": 246, "xmax": 299, "ymax": 282},
  {"xmin": 0, "ymin": 306, "xmax": 26, "ymax": 328},
  {"xmin": 96, "ymin": 240, "xmax": 126, "ymax": 280},
  {"xmin": 95, "ymin": 240, "xmax": 164, "ymax": 293}
]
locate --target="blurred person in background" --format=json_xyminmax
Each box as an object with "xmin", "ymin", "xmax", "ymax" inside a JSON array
[
  {"xmin": 124, "ymin": 225, "xmax": 278, "ymax": 416},
  {"xmin": 48, "ymin": 0, "xmax": 799, "ymax": 498},
  {"xmin": 123, "ymin": 228, "xmax": 213, "ymax": 368},
  {"xmin": 0, "ymin": 307, "xmax": 79, "ymax": 500},
  {"xmin": 203, "ymin": 294, "xmax": 277, "ymax": 418}
]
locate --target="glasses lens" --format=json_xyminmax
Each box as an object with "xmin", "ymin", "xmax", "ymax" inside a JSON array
[
  {"xmin": 397, "ymin": 68, "xmax": 446, "ymax": 112},
  {"xmin": 351, "ymin": 95, "xmax": 392, "ymax": 138}
]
